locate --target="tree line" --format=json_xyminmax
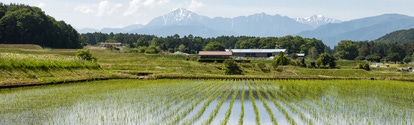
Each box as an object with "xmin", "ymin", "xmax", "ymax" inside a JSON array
[
  {"xmin": 0, "ymin": 3, "xmax": 84, "ymax": 48},
  {"xmin": 334, "ymin": 40, "xmax": 414, "ymax": 63},
  {"xmin": 81, "ymin": 32, "xmax": 330, "ymax": 57}
]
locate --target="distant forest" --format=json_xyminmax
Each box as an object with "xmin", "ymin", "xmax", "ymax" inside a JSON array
[
  {"xmin": 0, "ymin": 3, "xmax": 84, "ymax": 48},
  {"xmin": 81, "ymin": 32, "xmax": 329, "ymax": 56},
  {"xmin": 82, "ymin": 29, "xmax": 414, "ymax": 63}
]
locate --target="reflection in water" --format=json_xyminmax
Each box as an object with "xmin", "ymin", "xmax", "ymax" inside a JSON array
[{"xmin": 0, "ymin": 79, "xmax": 413, "ymax": 124}]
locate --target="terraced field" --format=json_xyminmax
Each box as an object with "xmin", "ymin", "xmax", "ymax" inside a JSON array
[{"xmin": 1, "ymin": 79, "xmax": 413, "ymax": 124}]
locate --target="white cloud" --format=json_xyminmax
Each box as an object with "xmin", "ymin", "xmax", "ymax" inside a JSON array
[
  {"xmin": 108, "ymin": 3, "xmax": 123, "ymax": 15},
  {"xmin": 74, "ymin": 5, "xmax": 94, "ymax": 14},
  {"xmin": 74, "ymin": 1, "xmax": 123, "ymax": 17},
  {"xmin": 96, "ymin": 1, "xmax": 110, "ymax": 17},
  {"xmin": 124, "ymin": 0, "xmax": 141, "ymax": 16},
  {"xmin": 157, "ymin": 0, "xmax": 170, "ymax": 5},
  {"xmin": 35, "ymin": 2, "xmax": 46, "ymax": 8},
  {"xmin": 187, "ymin": 0, "xmax": 204, "ymax": 11},
  {"xmin": 143, "ymin": 0, "xmax": 155, "ymax": 7}
]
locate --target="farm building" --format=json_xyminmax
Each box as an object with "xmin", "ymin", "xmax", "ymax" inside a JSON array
[
  {"xmin": 226, "ymin": 49, "xmax": 287, "ymax": 58},
  {"xmin": 198, "ymin": 51, "xmax": 233, "ymax": 58},
  {"xmin": 100, "ymin": 43, "xmax": 122, "ymax": 48},
  {"xmin": 297, "ymin": 53, "xmax": 305, "ymax": 57}
]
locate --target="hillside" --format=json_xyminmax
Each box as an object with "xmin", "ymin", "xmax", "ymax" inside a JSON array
[
  {"xmin": 375, "ymin": 28, "xmax": 414, "ymax": 43},
  {"xmin": 0, "ymin": 3, "xmax": 83, "ymax": 49},
  {"xmin": 299, "ymin": 14, "xmax": 414, "ymax": 47}
]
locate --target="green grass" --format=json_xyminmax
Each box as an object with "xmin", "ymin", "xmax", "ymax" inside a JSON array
[
  {"xmin": 0, "ymin": 53, "xmax": 100, "ymax": 70},
  {"xmin": 0, "ymin": 44, "xmax": 43, "ymax": 49},
  {"xmin": 0, "ymin": 48, "xmax": 111, "ymax": 86},
  {"xmin": 2, "ymin": 45, "xmax": 414, "ymax": 87}
]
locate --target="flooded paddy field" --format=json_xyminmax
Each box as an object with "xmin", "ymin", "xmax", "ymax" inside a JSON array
[{"xmin": 1, "ymin": 79, "xmax": 413, "ymax": 125}]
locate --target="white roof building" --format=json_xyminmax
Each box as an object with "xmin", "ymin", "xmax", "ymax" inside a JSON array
[{"xmin": 225, "ymin": 49, "xmax": 287, "ymax": 58}]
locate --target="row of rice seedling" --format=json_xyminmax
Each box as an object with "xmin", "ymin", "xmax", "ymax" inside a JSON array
[
  {"xmin": 270, "ymin": 83, "xmax": 315, "ymax": 125},
  {"xmin": 220, "ymin": 80, "xmax": 240, "ymax": 125},
  {"xmin": 122, "ymin": 80, "xmax": 208, "ymax": 124},
  {"xmin": 1, "ymin": 79, "xmax": 414, "ymax": 124},
  {"xmin": 238, "ymin": 80, "xmax": 246, "ymax": 125},
  {"xmin": 251, "ymin": 82, "xmax": 278, "ymax": 125},
  {"xmin": 257, "ymin": 81, "xmax": 297, "ymax": 125},
  {"xmin": 268, "ymin": 80, "xmax": 414, "ymax": 125},
  {"xmin": 178, "ymin": 80, "xmax": 228, "ymax": 124},
  {"xmin": 150, "ymin": 80, "xmax": 217, "ymax": 124},
  {"xmin": 166, "ymin": 80, "xmax": 224, "ymax": 125},
  {"xmin": 180, "ymin": 80, "xmax": 230, "ymax": 124},
  {"xmin": 201, "ymin": 81, "xmax": 235, "ymax": 125},
  {"xmin": 247, "ymin": 81, "xmax": 261, "ymax": 125}
]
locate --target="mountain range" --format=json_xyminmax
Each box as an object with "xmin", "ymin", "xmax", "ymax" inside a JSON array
[{"xmin": 78, "ymin": 8, "xmax": 414, "ymax": 47}]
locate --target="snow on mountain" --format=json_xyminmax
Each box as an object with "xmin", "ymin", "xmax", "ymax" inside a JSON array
[
  {"xmin": 146, "ymin": 8, "xmax": 208, "ymax": 26},
  {"xmin": 295, "ymin": 15, "xmax": 342, "ymax": 28}
]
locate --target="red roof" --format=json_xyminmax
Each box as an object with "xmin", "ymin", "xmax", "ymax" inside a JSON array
[{"xmin": 198, "ymin": 51, "xmax": 232, "ymax": 56}]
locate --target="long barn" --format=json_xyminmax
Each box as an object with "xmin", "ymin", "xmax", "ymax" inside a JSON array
[{"xmin": 226, "ymin": 49, "xmax": 287, "ymax": 58}]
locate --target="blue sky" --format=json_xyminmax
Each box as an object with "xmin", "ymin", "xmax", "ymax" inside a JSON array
[{"xmin": 2, "ymin": 0, "xmax": 414, "ymax": 29}]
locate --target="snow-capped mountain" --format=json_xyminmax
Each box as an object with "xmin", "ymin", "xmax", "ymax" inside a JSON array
[
  {"xmin": 78, "ymin": 8, "xmax": 414, "ymax": 48},
  {"xmin": 134, "ymin": 8, "xmax": 313, "ymax": 37},
  {"xmin": 295, "ymin": 15, "xmax": 342, "ymax": 28},
  {"xmin": 146, "ymin": 8, "xmax": 209, "ymax": 26}
]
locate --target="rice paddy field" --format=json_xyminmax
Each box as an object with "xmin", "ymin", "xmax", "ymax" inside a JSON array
[{"xmin": 1, "ymin": 79, "xmax": 413, "ymax": 125}]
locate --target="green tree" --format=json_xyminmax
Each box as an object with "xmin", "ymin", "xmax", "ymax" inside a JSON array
[
  {"xmin": 403, "ymin": 56, "xmax": 412, "ymax": 64},
  {"xmin": 0, "ymin": 4, "xmax": 83, "ymax": 48},
  {"xmin": 308, "ymin": 47, "xmax": 319, "ymax": 61},
  {"xmin": 386, "ymin": 52, "xmax": 400, "ymax": 64},
  {"xmin": 145, "ymin": 45, "xmax": 160, "ymax": 54},
  {"xmin": 274, "ymin": 52, "xmax": 290, "ymax": 65},
  {"xmin": 178, "ymin": 44, "xmax": 186, "ymax": 52},
  {"xmin": 365, "ymin": 55, "xmax": 381, "ymax": 62},
  {"xmin": 334, "ymin": 40, "xmax": 358, "ymax": 60},
  {"xmin": 317, "ymin": 53, "xmax": 336, "ymax": 68},
  {"xmin": 203, "ymin": 42, "xmax": 225, "ymax": 51},
  {"xmin": 222, "ymin": 59, "xmax": 243, "ymax": 75}
]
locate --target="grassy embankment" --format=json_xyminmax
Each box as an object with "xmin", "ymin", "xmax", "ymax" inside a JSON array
[
  {"xmin": 0, "ymin": 44, "xmax": 115, "ymax": 87},
  {"xmin": 2, "ymin": 44, "xmax": 414, "ymax": 87}
]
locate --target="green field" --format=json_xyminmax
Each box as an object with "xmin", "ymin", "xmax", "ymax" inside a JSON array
[
  {"xmin": 1, "ymin": 79, "xmax": 413, "ymax": 124},
  {"xmin": 1, "ymin": 45, "xmax": 414, "ymax": 124},
  {"xmin": 2, "ymin": 45, "xmax": 414, "ymax": 86}
]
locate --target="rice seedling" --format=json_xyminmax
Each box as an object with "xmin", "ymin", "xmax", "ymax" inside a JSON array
[
  {"xmin": 252, "ymin": 81, "xmax": 278, "ymax": 125},
  {"xmin": 220, "ymin": 80, "xmax": 240, "ymax": 125},
  {"xmin": 201, "ymin": 81, "xmax": 234, "ymax": 125},
  {"xmin": 152, "ymin": 81, "xmax": 216, "ymax": 124},
  {"xmin": 247, "ymin": 81, "xmax": 261, "ymax": 125},
  {"xmin": 1, "ymin": 79, "xmax": 414, "ymax": 124},
  {"xmin": 271, "ymin": 83, "xmax": 314, "ymax": 125},
  {"xmin": 168, "ymin": 80, "xmax": 223, "ymax": 125},
  {"xmin": 180, "ymin": 80, "xmax": 229, "ymax": 124},
  {"xmin": 260, "ymin": 82, "xmax": 297, "ymax": 125},
  {"xmin": 239, "ymin": 80, "xmax": 246, "ymax": 125}
]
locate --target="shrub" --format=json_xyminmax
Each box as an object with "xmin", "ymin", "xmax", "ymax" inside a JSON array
[
  {"xmin": 145, "ymin": 45, "xmax": 160, "ymax": 54},
  {"xmin": 356, "ymin": 63, "xmax": 363, "ymax": 69},
  {"xmin": 274, "ymin": 52, "xmax": 290, "ymax": 65},
  {"xmin": 75, "ymin": 49, "xmax": 97, "ymax": 61},
  {"xmin": 257, "ymin": 63, "xmax": 270, "ymax": 73},
  {"xmin": 363, "ymin": 63, "xmax": 371, "ymax": 71},
  {"xmin": 222, "ymin": 59, "xmax": 243, "ymax": 75},
  {"xmin": 137, "ymin": 46, "xmax": 147, "ymax": 53}
]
